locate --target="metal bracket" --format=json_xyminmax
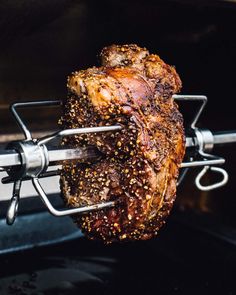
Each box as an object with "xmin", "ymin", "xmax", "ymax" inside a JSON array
[
  {"xmin": 2, "ymin": 100, "xmax": 119, "ymax": 224},
  {"xmin": 173, "ymin": 95, "xmax": 228, "ymax": 191},
  {"xmin": 0, "ymin": 96, "xmax": 234, "ymax": 224}
]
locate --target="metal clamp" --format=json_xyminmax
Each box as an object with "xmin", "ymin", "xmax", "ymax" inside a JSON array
[
  {"xmin": 174, "ymin": 95, "xmax": 229, "ymax": 191},
  {"xmin": 2, "ymin": 100, "xmax": 119, "ymax": 224},
  {"xmin": 0, "ymin": 96, "xmax": 234, "ymax": 224}
]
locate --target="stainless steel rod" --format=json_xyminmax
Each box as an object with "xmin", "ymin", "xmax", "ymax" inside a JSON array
[
  {"xmin": 0, "ymin": 150, "xmax": 21, "ymax": 167},
  {"xmin": 183, "ymin": 130, "xmax": 236, "ymax": 148},
  {"xmin": 0, "ymin": 147, "xmax": 99, "ymax": 168},
  {"xmin": 0, "ymin": 130, "xmax": 236, "ymax": 168},
  {"xmin": 213, "ymin": 130, "xmax": 236, "ymax": 145},
  {"xmin": 47, "ymin": 147, "xmax": 99, "ymax": 162}
]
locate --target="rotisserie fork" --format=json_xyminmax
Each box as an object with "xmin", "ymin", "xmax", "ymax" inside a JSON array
[{"xmin": 0, "ymin": 95, "xmax": 235, "ymax": 225}]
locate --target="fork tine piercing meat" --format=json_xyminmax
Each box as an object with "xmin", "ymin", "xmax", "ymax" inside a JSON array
[{"xmin": 60, "ymin": 44, "xmax": 185, "ymax": 243}]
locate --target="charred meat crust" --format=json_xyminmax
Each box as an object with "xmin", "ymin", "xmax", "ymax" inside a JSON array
[{"xmin": 60, "ymin": 44, "xmax": 185, "ymax": 243}]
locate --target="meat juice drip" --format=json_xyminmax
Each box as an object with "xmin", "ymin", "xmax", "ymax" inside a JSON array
[{"xmin": 60, "ymin": 44, "xmax": 185, "ymax": 243}]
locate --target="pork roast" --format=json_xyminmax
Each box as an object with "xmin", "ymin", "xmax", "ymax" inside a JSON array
[{"xmin": 60, "ymin": 44, "xmax": 185, "ymax": 243}]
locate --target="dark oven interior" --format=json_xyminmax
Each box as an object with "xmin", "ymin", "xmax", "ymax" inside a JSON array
[{"xmin": 0, "ymin": 1, "xmax": 236, "ymax": 294}]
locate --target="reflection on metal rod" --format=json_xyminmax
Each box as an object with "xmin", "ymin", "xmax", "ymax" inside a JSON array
[
  {"xmin": 213, "ymin": 131, "xmax": 236, "ymax": 145},
  {"xmin": 1, "ymin": 131, "xmax": 236, "ymax": 168}
]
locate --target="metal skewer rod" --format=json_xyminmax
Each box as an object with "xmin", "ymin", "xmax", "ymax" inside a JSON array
[
  {"xmin": 0, "ymin": 148, "xmax": 98, "ymax": 168},
  {"xmin": 185, "ymin": 130, "xmax": 236, "ymax": 148},
  {"xmin": 212, "ymin": 130, "xmax": 236, "ymax": 145},
  {"xmin": 0, "ymin": 130, "xmax": 236, "ymax": 169},
  {"xmin": 0, "ymin": 96, "xmax": 234, "ymax": 221},
  {"xmin": 38, "ymin": 125, "xmax": 122, "ymax": 145}
]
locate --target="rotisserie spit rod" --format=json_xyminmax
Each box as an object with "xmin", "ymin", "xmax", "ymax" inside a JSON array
[
  {"xmin": 0, "ymin": 130, "xmax": 235, "ymax": 168},
  {"xmin": 0, "ymin": 95, "xmax": 235, "ymax": 225}
]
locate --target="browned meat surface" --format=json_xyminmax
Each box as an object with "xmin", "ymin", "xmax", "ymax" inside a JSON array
[{"xmin": 60, "ymin": 44, "xmax": 185, "ymax": 243}]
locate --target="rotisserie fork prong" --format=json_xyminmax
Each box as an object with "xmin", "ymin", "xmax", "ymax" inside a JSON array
[{"xmin": 0, "ymin": 96, "xmax": 235, "ymax": 225}]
